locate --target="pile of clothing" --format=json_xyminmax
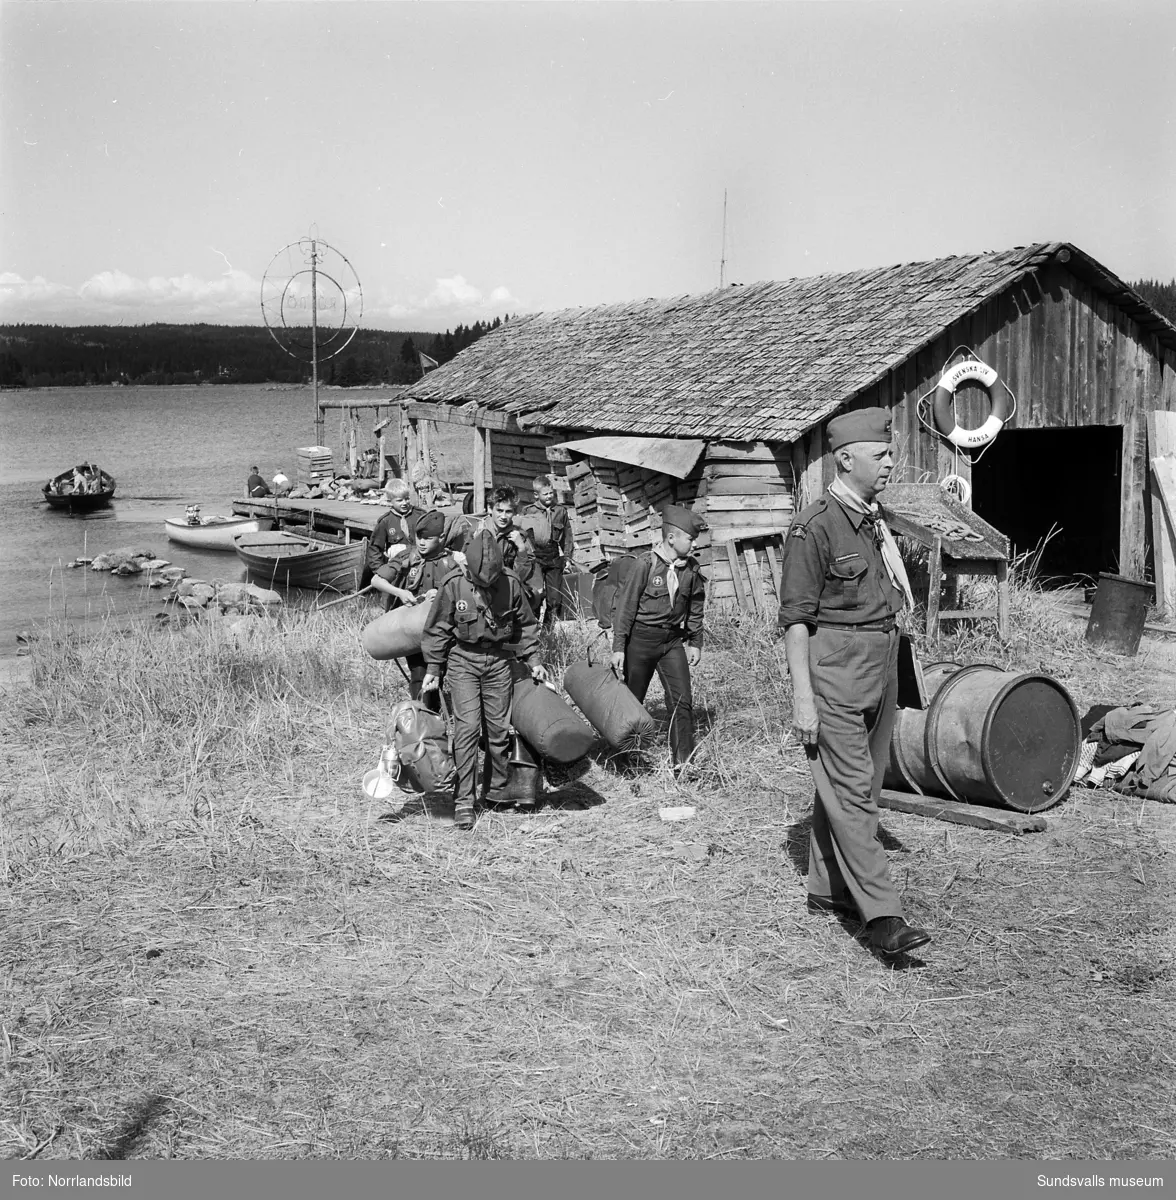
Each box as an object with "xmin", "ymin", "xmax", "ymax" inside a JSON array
[{"xmin": 1076, "ymin": 703, "xmax": 1176, "ymax": 802}]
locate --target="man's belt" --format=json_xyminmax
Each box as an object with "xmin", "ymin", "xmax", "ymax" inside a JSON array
[{"xmin": 817, "ymin": 617, "xmax": 897, "ymax": 633}]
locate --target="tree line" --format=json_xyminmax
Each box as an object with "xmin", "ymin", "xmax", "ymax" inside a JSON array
[{"xmin": 0, "ymin": 317, "xmax": 509, "ymax": 389}]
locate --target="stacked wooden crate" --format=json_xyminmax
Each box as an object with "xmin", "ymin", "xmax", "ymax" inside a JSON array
[
  {"xmin": 296, "ymin": 445, "xmax": 334, "ymax": 487},
  {"xmin": 489, "ymin": 431, "xmax": 570, "ymax": 503},
  {"xmin": 700, "ymin": 441, "xmax": 795, "ymax": 603}
]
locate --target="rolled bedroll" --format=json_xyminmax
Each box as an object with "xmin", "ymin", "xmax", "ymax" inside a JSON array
[
  {"xmin": 360, "ymin": 602, "xmax": 432, "ymax": 661},
  {"xmin": 563, "ymin": 655, "xmax": 657, "ymax": 751},
  {"xmin": 509, "ymin": 661, "xmax": 599, "ymax": 764}
]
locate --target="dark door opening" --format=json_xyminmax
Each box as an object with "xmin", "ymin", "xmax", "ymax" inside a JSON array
[{"xmin": 970, "ymin": 426, "xmax": 1121, "ymax": 582}]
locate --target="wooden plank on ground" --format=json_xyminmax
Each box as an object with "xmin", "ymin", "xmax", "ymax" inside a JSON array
[
  {"xmin": 742, "ymin": 545, "xmax": 764, "ymax": 610},
  {"xmin": 1148, "ymin": 406, "xmax": 1176, "ymax": 616},
  {"xmin": 879, "ymin": 788, "xmax": 1048, "ymax": 833},
  {"xmin": 725, "ymin": 540, "xmax": 750, "ymax": 610}
]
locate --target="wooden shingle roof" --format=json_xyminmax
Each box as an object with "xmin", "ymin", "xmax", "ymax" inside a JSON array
[{"xmin": 406, "ymin": 242, "xmax": 1176, "ymax": 442}]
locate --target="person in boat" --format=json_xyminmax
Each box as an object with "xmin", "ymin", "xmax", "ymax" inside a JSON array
[
  {"xmin": 71, "ymin": 466, "xmax": 88, "ymax": 494},
  {"xmin": 458, "ymin": 485, "xmax": 545, "ymax": 614},
  {"xmin": 370, "ymin": 509, "xmax": 460, "ymax": 710},
  {"xmin": 83, "ymin": 466, "xmax": 102, "ymax": 494},
  {"xmin": 420, "ymin": 529, "xmax": 549, "ymax": 830},
  {"xmin": 520, "ymin": 475, "xmax": 575, "ymax": 625},
  {"xmin": 185, "ymin": 504, "xmax": 203, "ymax": 526},
  {"xmin": 776, "ymin": 407, "xmax": 929, "ymax": 958},
  {"xmin": 247, "ymin": 467, "xmax": 271, "ymax": 498}
]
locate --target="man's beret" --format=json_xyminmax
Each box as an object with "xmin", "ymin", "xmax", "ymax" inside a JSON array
[
  {"xmin": 827, "ymin": 407, "xmax": 893, "ymax": 450},
  {"xmin": 661, "ymin": 504, "xmax": 708, "ymax": 539},
  {"xmin": 415, "ymin": 509, "xmax": 445, "ymax": 537}
]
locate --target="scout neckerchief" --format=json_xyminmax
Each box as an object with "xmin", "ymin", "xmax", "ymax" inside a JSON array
[
  {"xmin": 828, "ymin": 477, "xmax": 915, "ymax": 611},
  {"xmin": 652, "ymin": 542, "xmax": 686, "ymax": 606}
]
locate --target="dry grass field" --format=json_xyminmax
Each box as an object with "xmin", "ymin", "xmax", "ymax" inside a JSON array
[{"xmin": 1, "ymin": 572, "xmax": 1174, "ymax": 1161}]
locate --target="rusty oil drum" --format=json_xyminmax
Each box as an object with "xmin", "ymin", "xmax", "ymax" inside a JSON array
[{"xmin": 885, "ymin": 663, "xmax": 1080, "ymax": 813}]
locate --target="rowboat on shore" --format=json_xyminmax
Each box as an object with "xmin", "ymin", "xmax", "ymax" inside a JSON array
[
  {"xmin": 232, "ymin": 530, "xmax": 368, "ymax": 593},
  {"xmin": 164, "ymin": 514, "xmax": 273, "ymax": 550},
  {"xmin": 42, "ymin": 464, "xmax": 116, "ymax": 512}
]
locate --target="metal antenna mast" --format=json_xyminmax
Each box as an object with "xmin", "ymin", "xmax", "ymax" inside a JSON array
[{"xmin": 719, "ymin": 189, "xmax": 728, "ymax": 288}]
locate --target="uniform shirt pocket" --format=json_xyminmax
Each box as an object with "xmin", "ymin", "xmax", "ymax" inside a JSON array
[{"xmin": 823, "ymin": 555, "xmax": 867, "ymax": 610}]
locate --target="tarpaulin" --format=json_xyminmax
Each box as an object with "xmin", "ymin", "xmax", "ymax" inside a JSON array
[{"xmin": 553, "ymin": 435, "xmax": 706, "ymax": 480}]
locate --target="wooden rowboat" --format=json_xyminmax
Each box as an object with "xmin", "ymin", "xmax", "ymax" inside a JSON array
[
  {"xmin": 42, "ymin": 464, "xmax": 116, "ymax": 512},
  {"xmin": 164, "ymin": 515, "xmax": 273, "ymax": 550},
  {"xmin": 232, "ymin": 531, "xmax": 368, "ymax": 593}
]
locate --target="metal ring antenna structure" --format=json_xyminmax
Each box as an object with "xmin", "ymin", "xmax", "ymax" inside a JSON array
[{"xmin": 261, "ymin": 231, "xmax": 363, "ymax": 441}]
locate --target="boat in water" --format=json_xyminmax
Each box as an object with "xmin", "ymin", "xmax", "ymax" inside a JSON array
[
  {"xmin": 232, "ymin": 530, "xmax": 368, "ymax": 593},
  {"xmin": 164, "ymin": 514, "xmax": 274, "ymax": 550},
  {"xmin": 43, "ymin": 464, "xmax": 116, "ymax": 512}
]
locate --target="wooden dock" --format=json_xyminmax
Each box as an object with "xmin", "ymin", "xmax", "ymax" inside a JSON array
[{"xmin": 232, "ymin": 496, "xmax": 394, "ymax": 543}]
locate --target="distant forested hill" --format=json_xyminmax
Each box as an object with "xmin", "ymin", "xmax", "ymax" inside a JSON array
[
  {"xmin": 0, "ymin": 317, "xmax": 508, "ymax": 388},
  {"xmin": 1133, "ymin": 279, "xmax": 1176, "ymax": 326}
]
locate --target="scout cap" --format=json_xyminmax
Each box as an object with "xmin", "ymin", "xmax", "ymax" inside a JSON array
[
  {"xmin": 661, "ymin": 504, "xmax": 708, "ymax": 539},
  {"xmin": 465, "ymin": 529, "xmax": 503, "ymax": 587},
  {"xmin": 827, "ymin": 407, "xmax": 893, "ymax": 450},
  {"xmin": 416, "ymin": 509, "xmax": 445, "ymax": 537}
]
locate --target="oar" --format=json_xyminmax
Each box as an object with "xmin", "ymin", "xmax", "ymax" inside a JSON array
[{"xmin": 318, "ymin": 583, "xmax": 376, "ymax": 611}]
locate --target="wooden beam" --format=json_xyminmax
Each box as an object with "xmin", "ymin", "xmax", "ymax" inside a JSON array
[
  {"xmin": 879, "ymin": 788, "xmax": 1048, "ymax": 833},
  {"xmin": 404, "ymin": 400, "xmax": 521, "ymax": 432},
  {"xmin": 472, "ymin": 426, "xmax": 486, "ymax": 507},
  {"xmin": 317, "ymin": 394, "xmax": 408, "ymax": 411},
  {"xmin": 1147, "ymin": 410, "xmax": 1176, "ymax": 617}
]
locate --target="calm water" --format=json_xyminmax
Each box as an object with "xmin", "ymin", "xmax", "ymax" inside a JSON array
[{"xmin": 0, "ymin": 384, "xmax": 390, "ymax": 658}]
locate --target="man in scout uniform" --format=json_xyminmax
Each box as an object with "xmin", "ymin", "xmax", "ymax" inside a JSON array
[
  {"xmin": 520, "ymin": 476, "xmax": 576, "ymax": 624},
  {"xmin": 777, "ymin": 407, "xmax": 930, "ymax": 957},
  {"xmin": 610, "ymin": 504, "xmax": 707, "ymax": 776},
  {"xmin": 370, "ymin": 509, "xmax": 459, "ymax": 709},
  {"xmin": 421, "ymin": 530, "xmax": 549, "ymax": 830}
]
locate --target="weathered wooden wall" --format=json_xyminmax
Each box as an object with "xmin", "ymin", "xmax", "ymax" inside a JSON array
[{"xmin": 813, "ymin": 262, "xmax": 1176, "ymax": 578}]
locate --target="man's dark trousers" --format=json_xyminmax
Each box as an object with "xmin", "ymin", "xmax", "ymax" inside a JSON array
[
  {"xmin": 405, "ymin": 652, "xmax": 440, "ymax": 713},
  {"xmin": 623, "ymin": 623, "xmax": 695, "ymax": 766},
  {"xmin": 446, "ymin": 644, "xmax": 513, "ymax": 805}
]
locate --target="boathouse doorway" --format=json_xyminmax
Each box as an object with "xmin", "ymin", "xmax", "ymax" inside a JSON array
[{"xmin": 970, "ymin": 426, "xmax": 1122, "ymax": 582}]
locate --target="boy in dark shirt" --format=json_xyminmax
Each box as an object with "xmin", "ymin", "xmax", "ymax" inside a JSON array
[
  {"xmin": 610, "ymin": 505, "xmax": 708, "ymax": 775},
  {"xmin": 371, "ymin": 509, "xmax": 458, "ymax": 708},
  {"xmin": 421, "ymin": 530, "xmax": 548, "ymax": 830}
]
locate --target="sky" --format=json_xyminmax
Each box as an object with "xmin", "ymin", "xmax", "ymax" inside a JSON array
[{"xmin": 1, "ymin": 0, "xmax": 1174, "ymax": 333}]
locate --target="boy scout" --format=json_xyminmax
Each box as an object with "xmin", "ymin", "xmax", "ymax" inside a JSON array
[
  {"xmin": 366, "ymin": 478, "xmax": 426, "ymax": 578},
  {"xmin": 610, "ymin": 505, "xmax": 707, "ymax": 776},
  {"xmin": 370, "ymin": 509, "xmax": 458, "ymax": 708},
  {"xmin": 421, "ymin": 530, "xmax": 549, "ymax": 830},
  {"xmin": 777, "ymin": 407, "xmax": 930, "ymax": 956},
  {"xmin": 461, "ymin": 485, "xmax": 546, "ymax": 611},
  {"xmin": 520, "ymin": 476, "xmax": 575, "ymax": 624}
]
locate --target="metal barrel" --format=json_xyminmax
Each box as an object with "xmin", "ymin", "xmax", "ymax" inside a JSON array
[
  {"xmin": 925, "ymin": 666, "xmax": 1080, "ymax": 813},
  {"xmin": 883, "ymin": 662, "xmax": 963, "ymax": 794},
  {"xmin": 1085, "ymin": 572, "xmax": 1153, "ymax": 657}
]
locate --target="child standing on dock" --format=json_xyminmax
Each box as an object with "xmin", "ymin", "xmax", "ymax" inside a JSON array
[{"xmin": 420, "ymin": 529, "xmax": 548, "ymax": 830}]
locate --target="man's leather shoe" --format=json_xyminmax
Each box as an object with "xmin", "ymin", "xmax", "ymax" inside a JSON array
[
  {"xmin": 867, "ymin": 916, "xmax": 931, "ymax": 954},
  {"xmin": 806, "ymin": 894, "xmax": 858, "ymax": 918}
]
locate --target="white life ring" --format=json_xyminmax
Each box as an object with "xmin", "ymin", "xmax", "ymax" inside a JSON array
[{"xmin": 932, "ymin": 359, "xmax": 1010, "ymax": 449}]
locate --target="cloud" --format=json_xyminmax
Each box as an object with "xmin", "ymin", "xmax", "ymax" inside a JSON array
[
  {"xmin": 0, "ymin": 268, "xmax": 261, "ymax": 324},
  {"xmin": 0, "ymin": 267, "xmax": 520, "ymax": 329}
]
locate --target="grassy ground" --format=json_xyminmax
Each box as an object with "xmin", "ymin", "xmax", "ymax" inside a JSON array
[{"xmin": 1, "ymin": 580, "xmax": 1175, "ymax": 1161}]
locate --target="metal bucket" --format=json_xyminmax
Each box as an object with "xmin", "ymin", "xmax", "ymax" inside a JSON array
[
  {"xmin": 926, "ymin": 666, "xmax": 1080, "ymax": 812},
  {"xmin": 1085, "ymin": 572, "xmax": 1153, "ymax": 657},
  {"xmin": 884, "ymin": 662, "xmax": 962, "ymax": 794}
]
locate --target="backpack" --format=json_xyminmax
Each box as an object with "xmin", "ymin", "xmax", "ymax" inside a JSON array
[
  {"xmin": 590, "ymin": 552, "xmax": 652, "ymax": 630},
  {"xmin": 386, "ymin": 699, "xmax": 456, "ymax": 794}
]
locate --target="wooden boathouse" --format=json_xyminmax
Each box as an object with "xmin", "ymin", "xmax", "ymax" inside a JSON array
[{"xmin": 397, "ymin": 242, "xmax": 1176, "ymax": 609}]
